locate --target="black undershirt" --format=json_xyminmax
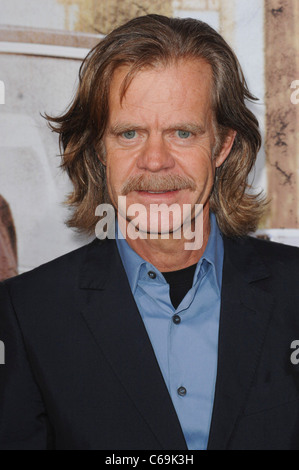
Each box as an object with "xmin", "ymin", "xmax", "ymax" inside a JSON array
[{"xmin": 162, "ymin": 263, "xmax": 197, "ymax": 310}]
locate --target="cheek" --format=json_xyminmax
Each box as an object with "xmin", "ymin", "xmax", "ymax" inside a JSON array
[
  {"xmin": 185, "ymin": 155, "xmax": 215, "ymax": 188},
  {"xmin": 107, "ymin": 151, "xmax": 139, "ymax": 180},
  {"xmin": 105, "ymin": 157, "xmax": 132, "ymax": 198}
]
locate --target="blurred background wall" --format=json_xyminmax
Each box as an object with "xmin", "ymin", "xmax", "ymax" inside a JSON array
[{"xmin": 0, "ymin": 0, "xmax": 298, "ymax": 279}]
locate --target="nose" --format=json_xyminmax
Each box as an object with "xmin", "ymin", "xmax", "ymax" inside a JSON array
[{"xmin": 136, "ymin": 135, "xmax": 175, "ymax": 172}]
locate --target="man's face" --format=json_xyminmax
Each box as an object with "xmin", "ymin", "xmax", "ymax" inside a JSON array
[{"xmin": 103, "ymin": 59, "xmax": 226, "ymax": 235}]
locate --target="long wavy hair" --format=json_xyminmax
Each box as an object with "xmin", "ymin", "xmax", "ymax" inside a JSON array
[{"xmin": 46, "ymin": 14, "xmax": 266, "ymax": 237}]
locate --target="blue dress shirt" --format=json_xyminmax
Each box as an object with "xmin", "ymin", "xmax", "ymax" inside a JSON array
[{"xmin": 115, "ymin": 212, "xmax": 224, "ymax": 450}]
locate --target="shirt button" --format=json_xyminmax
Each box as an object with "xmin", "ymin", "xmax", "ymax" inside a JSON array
[
  {"xmin": 177, "ymin": 386, "xmax": 187, "ymax": 397},
  {"xmin": 172, "ymin": 314, "xmax": 181, "ymax": 325},
  {"xmin": 148, "ymin": 271, "xmax": 156, "ymax": 279}
]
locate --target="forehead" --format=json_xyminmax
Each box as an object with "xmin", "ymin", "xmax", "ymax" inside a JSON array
[{"xmin": 107, "ymin": 59, "xmax": 213, "ymax": 122}]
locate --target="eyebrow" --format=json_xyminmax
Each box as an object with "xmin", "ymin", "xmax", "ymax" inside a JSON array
[
  {"xmin": 107, "ymin": 122, "xmax": 206, "ymax": 136},
  {"xmin": 107, "ymin": 123, "xmax": 145, "ymax": 136},
  {"xmin": 171, "ymin": 123, "xmax": 206, "ymax": 134}
]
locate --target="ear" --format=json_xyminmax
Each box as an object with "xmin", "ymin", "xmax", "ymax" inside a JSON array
[{"xmin": 215, "ymin": 129, "xmax": 237, "ymax": 168}]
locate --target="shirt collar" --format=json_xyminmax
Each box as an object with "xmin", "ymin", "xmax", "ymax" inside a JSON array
[
  {"xmin": 193, "ymin": 211, "xmax": 224, "ymax": 293},
  {"xmin": 116, "ymin": 212, "xmax": 224, "ymax": 295}
]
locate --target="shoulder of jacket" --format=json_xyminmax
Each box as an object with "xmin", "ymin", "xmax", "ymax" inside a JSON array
[{"xmin": 2, "ymin": 238, "xmax": 107, "ymax": 293}]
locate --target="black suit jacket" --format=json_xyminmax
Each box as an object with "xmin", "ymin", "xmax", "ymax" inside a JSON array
[{"xmin": 0, "ymin": 235, "xmax": 299, "ymax": 450}]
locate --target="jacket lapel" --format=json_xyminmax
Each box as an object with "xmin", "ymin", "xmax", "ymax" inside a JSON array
[
  {"xmin": 207, "ymin": 236, "xmax": 274, "ymax": 450},
  {"xmin": 79, "ymin": 238, "xmax": 187, "ymax": 450}
]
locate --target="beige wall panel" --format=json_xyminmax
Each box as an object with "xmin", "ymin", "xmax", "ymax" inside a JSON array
[
  {"xmin": 58, "ymin": 0, "xmax": 173, "ymax": 35},
  {"xmin": 265, "ymin": 0, "xmax": 299, "ymax": 228}
]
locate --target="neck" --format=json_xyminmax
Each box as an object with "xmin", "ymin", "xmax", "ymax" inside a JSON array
[{"xmin": 118, "ymin": 205, "xmax": 211, "ymax": 272}]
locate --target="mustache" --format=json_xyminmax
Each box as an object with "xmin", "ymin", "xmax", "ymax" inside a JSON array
[{"xmin": 121, "ymin": 174, "xmax": 196, "ymax": 195}]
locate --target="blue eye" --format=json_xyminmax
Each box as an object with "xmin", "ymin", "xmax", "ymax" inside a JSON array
[
  {"xmin": 177, "ymin": 130, "xmax": 191, "ymax": 139},
  {"xmin": 123, "ymin": 130, "xmax": 136, "ymax": 139}
]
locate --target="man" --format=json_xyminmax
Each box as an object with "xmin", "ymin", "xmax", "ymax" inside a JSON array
[
  {"xmin": 0, "ymin": 195, "xmax": 17, "ymax": 281},
  {"xmin": 1, "ymin": 14, "xmax": 299, "ymax": 450}
]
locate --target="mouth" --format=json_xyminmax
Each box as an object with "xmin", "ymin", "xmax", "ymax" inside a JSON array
[
  {"xmin": 137, "ymin": 189, "xmax": 180, "ymax": 194},
  {"xmin": 134, "ymin": 189, "xmax": 181, "ymax": 200},
  {"xmin": 140, "ymin": 190, "xmax": 178, "ymax": 194}
]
